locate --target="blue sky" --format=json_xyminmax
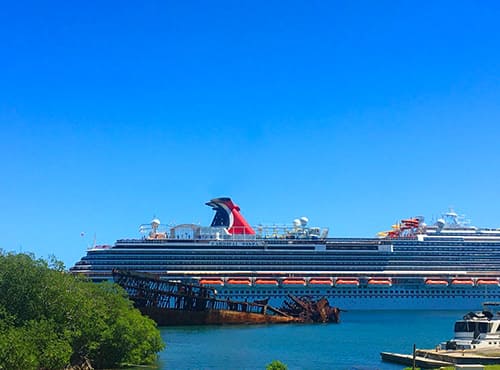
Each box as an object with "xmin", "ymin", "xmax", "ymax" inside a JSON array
[{"xmin": 1, "ymin": 1, "xmax": 499, "ymax": 268}]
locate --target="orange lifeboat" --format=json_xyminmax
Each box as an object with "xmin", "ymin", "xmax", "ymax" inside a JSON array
[
  {"xmin": 425, "ymin": 279, "xmax": 448, "ymax": 286},
  {"xmin": 451, "ymin": 279, "xmax": 474, "ymax": 286},
  {"xmin": 476, "ymin": 279, "xmax": 499, "ymax": 286},
  {"xmin": 226, "ymin": 278, "xmax": 251, "ymax": 286},
  {"xmin": 199, "ymin": 278, "xmax": 224, "ymax": 286},
  {"xmin": 282, "ymin": 278, "xmax": 306, "ymax": 285},
  {"xmin": 255, "ymin": 279, "xmax": 279, "ymax": 285},
  {"xmin": 309, "ymin": 278, "xmax": 333, "ymax": 286},
  {"xmin": 335, "ymin": 278, "xmax": 360, "ymax": 286},
  {"xmin": 368, "ymin": 278, "xmax": 392, "ymax": 286}
]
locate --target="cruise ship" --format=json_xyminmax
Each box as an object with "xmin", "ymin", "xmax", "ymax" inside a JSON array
[{"xmin": 70, "ymin": 197, "xmax": 500, "ymax": 310}]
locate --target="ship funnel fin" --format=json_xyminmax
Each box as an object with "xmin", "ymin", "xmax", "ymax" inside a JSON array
[
  {"xmin": 206, "ymin": 197, "xmax": 255, "ymax": 235},
  {"xmin": 208, "ymin": 202, "xmax": 230, "ymax": 227}
]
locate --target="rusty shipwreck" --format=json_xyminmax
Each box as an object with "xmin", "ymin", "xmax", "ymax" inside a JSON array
[{"xmin": 113, "ymin": 269, "xmax": 340, "ymax": 325}]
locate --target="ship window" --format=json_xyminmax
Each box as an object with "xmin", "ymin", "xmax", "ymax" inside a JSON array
[{"xmin": 455, "ymin": 322, "xmax": 490, "ymax": 333}]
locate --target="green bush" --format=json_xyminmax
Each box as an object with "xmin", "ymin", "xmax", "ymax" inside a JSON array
[
  {"xmin": 0, "ymin": 252, "xmax": 165, "ymax": 369},
  {"xmin": 266, "ymin": 360, "xmax": 288, "ymax": 370}
]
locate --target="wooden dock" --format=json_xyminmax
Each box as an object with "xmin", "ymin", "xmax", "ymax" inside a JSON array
[
  {"xmin": 381, "ymin": 351, "xmax": 452, "ymax": 368},
  {"xmin": 382, "ymin": 348, "xmax": 500, "ymax": 368}
]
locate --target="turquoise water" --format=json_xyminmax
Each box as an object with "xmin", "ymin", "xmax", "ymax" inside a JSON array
[{"xmin": 156, "ymin": 310, "xmax": 465, "ymax": 369}]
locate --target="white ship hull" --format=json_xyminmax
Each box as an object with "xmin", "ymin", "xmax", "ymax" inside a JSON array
[{"xmin": 218, "ymin": 285, "xmax": 500, "ymax": 310}]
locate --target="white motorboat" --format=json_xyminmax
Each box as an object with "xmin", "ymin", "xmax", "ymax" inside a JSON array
[{"xmin": 440, "ymin": 302, "xmax": 500, "ymax": 350}]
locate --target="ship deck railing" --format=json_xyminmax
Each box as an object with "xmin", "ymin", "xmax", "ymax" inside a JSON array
[{"xmin": 115, "ymin": 236, "xmax": 384, "ymax": 244}]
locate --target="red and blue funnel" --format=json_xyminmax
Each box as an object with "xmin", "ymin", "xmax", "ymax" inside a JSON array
[{"xmin": 206, "ymin": 198, "xmax": 255, "ymax": 235}]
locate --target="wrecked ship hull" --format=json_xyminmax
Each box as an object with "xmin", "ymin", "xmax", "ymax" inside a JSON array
[
  {"xmin": 139, "ymin": 307, "xmax": 301, "ymax": 326},
  {"xmin": 113, "ymin": 269, "xmax": 340, "ymax": 326}
]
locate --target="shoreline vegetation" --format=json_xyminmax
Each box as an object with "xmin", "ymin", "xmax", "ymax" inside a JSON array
[{"xmin": 0, "ymin": 251, "xmax": 165, "ymax": 370}]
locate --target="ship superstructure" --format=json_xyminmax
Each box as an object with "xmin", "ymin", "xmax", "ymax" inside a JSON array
[{"xmin": 70, "ymin": 198, "xmax": 500, "ymax": 310}]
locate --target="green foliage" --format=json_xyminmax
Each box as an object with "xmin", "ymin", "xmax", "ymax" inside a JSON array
[
  {"xmin": 24, "ymin": 319, "xmax": 73, "ymax": 369},
  {"xmin": 266, "ymin": 360, "xmax": 288, "ymax": 370},
  {"xmin": 0, "ymin": 251, "xmax": 165, "ymax": 369},
  {"xmin": 0, "ymin": 324, "xmax": 38, "ymax": 370}
]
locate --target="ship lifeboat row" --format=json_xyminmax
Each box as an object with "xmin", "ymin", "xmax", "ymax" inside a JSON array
[
  {"xmin": 424, "ymin": 278, "xmax": 500, "ymax": 287},
  {"xmin": 198, "ymin": 277, "xmax": 500, "ymax": 287},
  {"xmin": 199, "ymin": 278, "xmax": 391, "ymax": 287}
]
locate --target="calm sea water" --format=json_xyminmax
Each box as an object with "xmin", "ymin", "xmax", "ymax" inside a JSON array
[{"xmin": 155, "ymin": 310, "xmax": 467, "ymax": 369}]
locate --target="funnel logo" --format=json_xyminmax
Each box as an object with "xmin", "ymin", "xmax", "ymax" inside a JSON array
[{"xmin": 206, "ymin": 198, "xmax": 255, "ymax": 235}]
